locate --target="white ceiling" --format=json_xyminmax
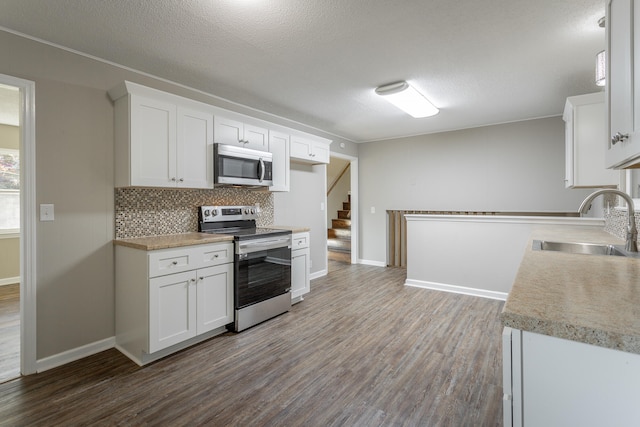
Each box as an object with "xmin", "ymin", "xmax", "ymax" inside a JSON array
[{"xmin": 0, "ymin": 0, "xmax": 605, "ymax": 142}]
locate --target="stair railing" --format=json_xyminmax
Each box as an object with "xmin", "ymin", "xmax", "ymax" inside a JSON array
[{"xmin": 327, "ymin": 163, "xmax": 350, "ymax": 196}]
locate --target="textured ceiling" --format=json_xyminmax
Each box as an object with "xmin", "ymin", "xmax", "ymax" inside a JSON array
[{"xmin": 0, "ymin": 0, "xmax": 605, "ymax": 142}]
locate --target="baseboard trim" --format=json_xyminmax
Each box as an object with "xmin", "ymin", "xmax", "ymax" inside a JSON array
[
  {"xmin": 404, "ymin": 279, "xmax": 508, "ymax": 301},
  {"xmin": 0, "ymin": 277, "xmax": 20, "ymax": 286},
  {"xmin": 358, "ymin": 259, "xmax": 386, "ymax": 267},
  {"xmin": 310, "ymin": 269, "xmax": 327, "ymax": 280},
  {"xmin": 37, "ymin": 336, "xmax": 116, "ymax": 373}
]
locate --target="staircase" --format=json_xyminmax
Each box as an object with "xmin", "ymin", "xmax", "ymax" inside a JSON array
[{"xmin": 327, "ymin": 195, "xmax": 351, "ymax": 263}]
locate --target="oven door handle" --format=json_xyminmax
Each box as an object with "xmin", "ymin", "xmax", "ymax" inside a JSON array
[
  {"xmin": 237, "ymin": 238, "xmax": 291, "ymax": 255},
  {"xmin": 258, "ymin": 158, "xmax": 265, "ymax": 183}
]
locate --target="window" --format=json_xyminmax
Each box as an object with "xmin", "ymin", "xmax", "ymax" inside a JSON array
[{"xmin": 0, "ymin": 147, "xmax": 19, "ymax": 233}]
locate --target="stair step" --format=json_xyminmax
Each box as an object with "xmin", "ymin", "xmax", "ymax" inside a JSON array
[
  {"xmin": 343, "ymin": 202, "xmax": 351, "ymax": 210},
  {"xmin": 328, "ymin": 228, "xmax": 351, "ymax": 239},
  {"xmin": 332, "ymin": 219, "xmax": 351, "ymax": 229},
  {"xmin": 337, "ymin": 210, "xmax": 351, "ymax": 219},
  {"xmin": 328, "ymin": 238, "xmax": 351, "ymax": 251}
]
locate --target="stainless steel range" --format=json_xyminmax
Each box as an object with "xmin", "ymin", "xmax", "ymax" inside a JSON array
[{"xmin": 198, "ymin": 205, "xmax": 292, "ymax": 332}]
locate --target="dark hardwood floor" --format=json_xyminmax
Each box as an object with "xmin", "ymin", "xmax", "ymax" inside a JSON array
[
  {"xmin": 0, "ymin": 262, "xmax": 504, "ymax": 426},
  {"xmin": 0, "ymin": 283, "xmax": 20, "ymax": 384}
]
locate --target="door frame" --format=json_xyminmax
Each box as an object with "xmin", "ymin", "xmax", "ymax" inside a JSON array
[
  {"xmin": 329, "ymin": 152, "xmax": 358, "ymax": 264},
  {"xmin": 1, "ymin": 73, "xmax": 37, "ymax": 375}
]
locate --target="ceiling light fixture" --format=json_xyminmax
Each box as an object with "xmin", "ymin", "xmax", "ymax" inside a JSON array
[{"xmin": 375, "ymin": 81, "xmax": 439, "ymax": 118}]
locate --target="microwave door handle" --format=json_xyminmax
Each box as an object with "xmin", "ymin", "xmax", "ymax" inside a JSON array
[{"xmin": 258, "ymin": 158, "xmax": 265, "ymax": 182}]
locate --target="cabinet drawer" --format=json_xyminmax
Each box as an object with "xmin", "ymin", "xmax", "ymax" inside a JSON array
[
  {"xmin": 148, "ymin": 243, "xmax": 233, "ymax": 277},
  {"xmin": 292, "ymin": 233, "xmax": 309, "ymax": 250},
  {"xmin": 148, "ymin": 249, "xmax": 195, "ymax": 277},
  {"xmin": 199, "ymin": 243, "xmax": 233, "ymax": 267}
]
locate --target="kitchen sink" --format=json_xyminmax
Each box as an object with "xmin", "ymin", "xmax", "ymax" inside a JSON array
[{"xmin": 532, "ymin": 240, "xmax": 640, "ymax": 258}]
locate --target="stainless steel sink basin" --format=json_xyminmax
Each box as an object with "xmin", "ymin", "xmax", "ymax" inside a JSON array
[{"xmin": 532, "ymin": 240, "xmax": 639, "ymax": 258}]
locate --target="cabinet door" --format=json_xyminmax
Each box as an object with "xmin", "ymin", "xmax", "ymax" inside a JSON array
[
  {"xmin": 290, "ymin": 136, "xmax": 313, "ymax": 161},
  {"xmin": 291, "ymin": 246, "xmax": 310, "ymax": 300},
  {"xmin": 269, "ymin": 131, "xmax": 290, "ymax": 191},
  {"xmin": 290, "ymin": 136, "xmax": 330, "ymax": 164},
  {"xmin": 149, "ymin": 271, "xmax": 197, "ymax": 353},
  {"xmin": 243, "ymin": 124, "xmax": 269, "ymax": 151},
  {"xmin": 214, "ymin": 116, "xmax": 244, "ymax": 146},
  {"xmin": 196, "ymin": 264, "xmax": 233, "ymax": 334},
  {"xmin": 606, "ymin": 0, "xmax": 640, "ymax": 168},
  {"xmin": 130, "ymin": 94, "xmax": 177, "ymax": 186},
  {"xmin": 177, "ymin": 106, "xmax": 214, "ymax": 188},
  {"xmin": 311, "ymin": 141, "xmax": 330, "ymax": 164}
]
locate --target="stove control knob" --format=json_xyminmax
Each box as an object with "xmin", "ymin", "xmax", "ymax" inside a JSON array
[
  {"xmin": 244, "ymin": 208, "xmax": 250, "ymax": 215},
  {"xmin": 212, "ymin": 209, "xmax": 218, "ymax": 216},
  {"xmin": 203, "ymin": 209, "xmax": 210, "ymax": 217},
  {"xmin": 251, "ymin": 208, "xmax": 256, "ymax": 214}
]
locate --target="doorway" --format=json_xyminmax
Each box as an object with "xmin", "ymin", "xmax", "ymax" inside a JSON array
[
  {"xmin": 0, "ymin": 74, "xmax": 36, "ymax": 380},
  {"xmin": 327, "ymin": 153, "xmax": 358, "ymax": 265},
  {"xmin": 0, "ymin": 83, "xmax": 21, "ymax": 382}
]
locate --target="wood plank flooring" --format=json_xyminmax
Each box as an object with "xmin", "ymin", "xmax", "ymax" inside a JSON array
[
  {"xmin": 0, "ymin": 283, "xmax": 20, "ymax": 384},
  {"xmin": 0, "ymin": 262, "xmax": 504, "ymax": 426}
]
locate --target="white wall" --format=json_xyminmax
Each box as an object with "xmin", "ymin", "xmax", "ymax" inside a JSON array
[
  {"xmin": 357, "ymin": 117, "xmax": 597, "ymax": 264},
  {"xmin": 273, "ymin": 162, "xmax": 328, "ymax": 276}
]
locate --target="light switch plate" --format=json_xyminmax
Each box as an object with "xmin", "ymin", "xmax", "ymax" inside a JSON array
[{"xmin": 40, "ymin": 204, "xmax": 54, "ymax": 221}]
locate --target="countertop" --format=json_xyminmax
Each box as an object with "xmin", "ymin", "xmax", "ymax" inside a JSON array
[
  {"xmin": 113, "ymin": 225, "xmax": 310, "ymax": 250},
  {"xmin": 113, "ymin": 232, "xmax": 233, "ymax": 251},
  {"xmin": 501, "ymin": 225, "xmax": 640, "ymax": 354}
]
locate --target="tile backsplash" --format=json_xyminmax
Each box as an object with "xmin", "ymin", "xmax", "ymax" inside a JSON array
[
  {"xmin": 604, "ymin": 207, "xmax": 640, "ymax": 245},
  {"xmin": 115, "ymin": 187, "xmax": 274, "ymax": 239}
]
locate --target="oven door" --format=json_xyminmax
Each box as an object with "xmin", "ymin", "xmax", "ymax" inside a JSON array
[{"xmin": 235, "ymin": 237, "xmax": 291, "ymax": 309}]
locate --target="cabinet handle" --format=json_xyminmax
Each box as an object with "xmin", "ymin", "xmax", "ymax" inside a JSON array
[
  {"xmin": 172, "ymin": 261, "xmax": 178, "ymax": 265},
  {"xmin": 171, "ymin": 177, "xmax": 177, "ymax": 182},
  {"xmin": 178, "ymin": 178, "xmax": 184, "ymax": 182},
  {"xmin": 611, "ymin": 132, "xmax": 629, "ymax": 145},
  {"xmin": 198, "ymin": 277, "xmax": 204, "ymax": 281},
  {"xmin": 190, "ymin": 278, "xmax": 196, "ymax": 283},
  {"xmin": 214, "ymin": 254, "xmax": 219, "ymax": 258}
]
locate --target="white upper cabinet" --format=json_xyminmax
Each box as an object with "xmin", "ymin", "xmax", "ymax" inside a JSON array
[
  {"xmin": 110, "ymin": 82, "xmax": 214, "ymax": 188},
  {"xmin": 606, "ymin": 0, "xmax": 640, "ymax": 168},
  {"xmin": 111, "ymin": 81, "xmax": 333, "ymax": 187},
  {"xmin": 269, "ymin": 130, "xmax": 290, "ymax": 192},
  {"xmin": 563, "ymin": 92, "xmax": 619, "ymax": 188},
  {"xmin": 129, "ymin": 95, "xmax": 177, "ymax": 187},
  {"xmin": 290, "ymin": 135, "xmax": 331, "ymax": 164},
  {"xmin": 177, "ymin": 106, "xmax": 214, "ymax": 188},
  {"xmin": 214, "ymin": 116, "xmax": 269, "ymax": 152}
]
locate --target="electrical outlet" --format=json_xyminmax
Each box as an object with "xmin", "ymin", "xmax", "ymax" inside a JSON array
[{"xmin": 371, "ymin": 206, "xmax": 376, "ymax": 214}]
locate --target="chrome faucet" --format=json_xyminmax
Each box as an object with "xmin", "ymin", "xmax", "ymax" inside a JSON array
[{"xmin": 579, "ymin": 189, "xmax": 638, "ymax": 252}]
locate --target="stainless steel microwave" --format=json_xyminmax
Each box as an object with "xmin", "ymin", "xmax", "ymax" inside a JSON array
[{"xmin": 214, "ymin": 143, "xmax": 273, "ymax": 187}]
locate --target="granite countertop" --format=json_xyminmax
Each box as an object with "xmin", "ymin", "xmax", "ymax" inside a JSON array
[
  {"xmin": 113, "ymin": 232, "xmax": 234, "ymax": 251},
  {"xmin": 270, "ymin": 225, "xmax": 311, "ymax": 233},
  {"xmin": 501, "ymin": 226, "xmax": 640, "ymax": 354}
]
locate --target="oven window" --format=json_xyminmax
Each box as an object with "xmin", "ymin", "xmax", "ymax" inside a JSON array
[
  {"xmin": 219, "ymin": 155, "xmax": 259, "ymax": 179},
  {"xmin": 236, "ymin": 246, "xmax": 291, "ymax": 308}
]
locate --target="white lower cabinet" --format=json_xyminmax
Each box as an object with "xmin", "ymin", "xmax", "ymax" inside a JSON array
[
  {"xmin": 291, "ymin": 232, "xmax": 310, "ymax": 303},
  {"xmin": 116, "ymin": 242, "xmax": 233, "ymax": 365},
  {"xmin": 503, "ymin": 327, "xmax": 640, "ymax": 427}
]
